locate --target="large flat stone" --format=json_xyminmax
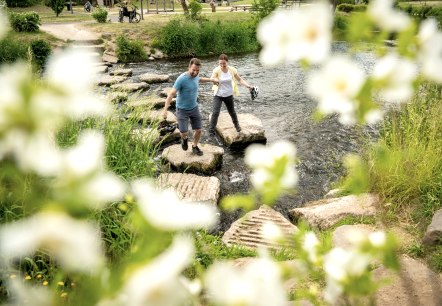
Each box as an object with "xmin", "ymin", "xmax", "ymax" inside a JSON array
[
  {"xmin": 212, "ymin": 112, "xmax": 267, "ymax": 147},
  {"xmin": 222, "ymin": 205, "xmax": 298, "ymax": 250},
  {"xmin": 332, "ymin": 224, "xmax": 377, "ymax": 250},
  {"xmin": 289, "ymin": 194, "xmax": 379, "ymax": 230},
  {"xmin": 96, "ymin": 75, "xmax": 127, "ymax": 86},
  {"xmin": 110, "ymin": 68, "xmax": 133, "ymax": 77},
  {"xmin": 158, "ymin": 87, "xmax": 175, "ymax": 98},
  {"xmin": 139, "ymin": 73, "xmax": 170, "ymax": 84},
  {"xmin": 110, "ymin": 82, "xmax": 150, "ymax": 92},
  {"xmin": 126, "ymin": 96, "xmax": 176, "ymax": 109},
  {"xmin": 131, "ymin": 110, "xmax": 177, "ymax": 124},
  {"xmin": 162, "ymin": 142, "xmax": 224, "ymax": 175},
  {"xmin": 131, "ymin": 127, "xmax": 180, "ymax": 146},
  {"xmin": 374, "ymin": 255, "xmax": 442, "ymax": 306},
  {"xmin": 423, "ymin": 209, "xmax": 442, "ymax": 246},
  {"xmin": 157, "ymin": 173, "xmax": 220, "ymax": 206}
]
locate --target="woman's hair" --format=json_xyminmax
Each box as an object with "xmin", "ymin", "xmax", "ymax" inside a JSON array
[{"xmin": 219, "ymin": 54, "xmax": 229, "ymax": 61}]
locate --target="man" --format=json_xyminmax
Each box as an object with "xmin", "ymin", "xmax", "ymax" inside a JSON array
[{"xmin": 162, "ymin": 58, "xmax": 217, "ymax": 156}]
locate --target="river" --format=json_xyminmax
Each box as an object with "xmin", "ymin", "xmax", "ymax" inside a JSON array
[{"xmin": 121, "ymin": 42, "xmax": 379, "ymax": 233}]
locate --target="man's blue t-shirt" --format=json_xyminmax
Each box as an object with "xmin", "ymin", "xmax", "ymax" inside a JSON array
[{"xmin": 173, "ymin": 73, "xmax": 200, "ymax": 110}]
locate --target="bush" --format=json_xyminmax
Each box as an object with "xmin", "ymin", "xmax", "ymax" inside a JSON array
[
  {"xmin": 154, "ymin": 18, "xmax": 199, "ymax": 57},
  {"xmin": 92, "ymin": 6, "xmax": 108, "ymax": 23},
  {"xmin": 30, "ymin": 39, "xmax": 51, "ymax": 72},
  {"xmin": 337, "ymin": 3, "xmax": 367, "ymax": 13},
  {"xmin": 187, "ymin": 0, "xmax": 202, "ymax": 21},
  {"xmin": 9, "ymin": 11, "xmax": 40, "ymax": 32},
  {"xmin": 0, "ymin": 0, "xmax": 7, "ymax": 9},
  {"xmin": 115, "ymin": 35, "xmax": 147, "ymax": 62},
  {"xmin": 5, "ymin": 0, "xmax": 40, "ymax": 7},
  {"xmin": 0, "ymin": 36, "xmax": 28, "ymax": 64},
  {"xmin": 252, "ymin": 0, "xmax": 279, "ymax": 22},
  {"xmin": 46, "ymin": 0, "xmax": 65, "ymax": 17}
]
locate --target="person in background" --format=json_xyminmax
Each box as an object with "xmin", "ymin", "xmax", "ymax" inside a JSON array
[
  {"xmin": 209, "ymin": 53, "xmax": 253, "ymax": 135},
  {"xmin": 162, "ymin": 58, "xmax": 218, "ymax": 156}
]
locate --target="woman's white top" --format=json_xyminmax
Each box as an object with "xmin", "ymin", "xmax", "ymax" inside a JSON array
[{"xmin": 216, "ymin": 70, "xmax": 234, "ymax": 97}]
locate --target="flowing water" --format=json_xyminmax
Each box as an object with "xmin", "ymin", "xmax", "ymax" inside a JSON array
[{"xmin": 119, "ymin": 42, "xmax": 379, "ymax": 233}]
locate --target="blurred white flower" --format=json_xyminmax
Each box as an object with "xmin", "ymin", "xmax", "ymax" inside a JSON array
[
  {"xmin": 121, "ymin": 235, "xmax": 195, "ymax": 306},
  {"xmin": 368, "ymin": 231, "xmax": 386, "ymax": 247},
  {"xmin": 257, "ymin": 2, "xmax": 332, "ymax": 66},
  {"xmin": 372, "ymin": 54, "xmax": 417, "ymax": 104},
  {"xmin": 0, "ymin": 10, "xmax": 9, "ymax": 39},
  {"xmin": 6, "ymin": 278, "xmax": 52, "ymax": 306},
  {"xmin": 303, "ymin": 231, "xmax": 320, "ymax": 264},
  {"xmin": 131, "ymin": 179, "xmax": 218, "ymax": 231},
  {"xmin": 0, "ymin": 212, "xmax": 105, "ymax": 273},
  {"xmin": 417, "ymin": 19, "xmax": 442, "ymax": 83},
  {"xmin": 205, "ymin": 257, "xmax": 287, "ymax": 306},
  {"xmin": 54, "ymin": 130, "xmax": 126, "ymax": 208},
  {"xmin": 307, "ymin": 56, "xmax": 366, "ymax": 125},
  {"xmin": 45, "ymin": 48, "xmax": 111, "ymax": 119},
  {"xmin": 368, "ymin": 0, "xmax": 410, "ymax": 32},
  {"xmin": 364, "ymin": 109, "xmax": 384, "ymax": 125},
  {"xmin": 261, "ymin": 222, "xmax": 284, "ymax": 244},
  {"xmin": 245, "ymin": 140, "xmax": 298, "ymax": 191}
]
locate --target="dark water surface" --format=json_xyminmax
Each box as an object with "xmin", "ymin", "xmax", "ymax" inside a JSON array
[{"xmin": 119, "ymin": 43, "xmax": 379, "ymax": 233}]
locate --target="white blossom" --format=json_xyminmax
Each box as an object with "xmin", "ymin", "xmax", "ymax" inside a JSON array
[
  {"xmin": 205, "ymin": 257, "xmax": 287, "ymax": 306},
  {"xmin": 307, "ymin": 56, "xmax": 366, "ymax": 125},
  {"xmin": 0, "ymin": 212, "xmax": 105, "ymax": 273},
  {"xmin": 372, "ymin": 54, "xmax": 417, "ymax": 104},
  {"xmin": 6, "ymin": 278, "xmax": 52, "ymax": 306},
  {"xmin": 257, "ymin": 2, "xmax": 332, "ymax": 66},
  {"xmin": 368, "ymin": 231, "xmax": 386, "ymax": 247},
  {"xmin": 120, "ymin": 235, "xmax": 195, "ymax": 306},
  {"xmin": 368, "ymin": 0, "xmax": 410, "ymax": 32},
  {"xmin": 45, "ymin": 48, "xmax": 111, "ymax": 119},
  {"xmin": 131, "ymin": 179, "xmax": 218, "ymax": 231},
  {"xmin": 261, "ymin": 222, "xmax": 284, "ymax": 244},
  {"xmin": 303, "ymin": 231, "xmax": 320, "ymax": 264},
  {"xmin": 417, "ymin": 18, "xmax": 442, "ymax": 83}
]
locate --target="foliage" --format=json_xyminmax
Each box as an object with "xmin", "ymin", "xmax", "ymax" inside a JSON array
[
  {"xmin": 337, "ymin": 3, "xmax": 367, "ymax": 13},
  {"xmin": 91, "ymin": 5, "xmax": 108, "ymax": 23},
  {"xmin": 0, "ymin": 0, "xmax": 7, "ymax": 9},
  {"xmin": 30, "ymin": 39, "xmax": 51, "ymax": 72},
  {"xmin": 187, "ymin": 0, "xmax": 202, "ymax": 21},
  {"xmin": 8, "ymin": 11, "xmax": 40, "ymax": 32},
  {"xmin": 46, "ymin": 0, "xmax": 65, "ymax": 17},
  {"xmin": 155, "ymin": 17, "xmax": 258, "ymax": 57},
  {"xmin": 5, "ymin": 0, "xmax": 40, "ymax": 7},
  {"xmin": 252, "ymin": 0, "xmax": 279, "ymax": 22},
  {"xmin": 115, "ymin": 35, "xmax": 147, "ymax": 62},
  {"xmin": 0, "ymin": 35, "xmax": 28, "ymax": 63}
]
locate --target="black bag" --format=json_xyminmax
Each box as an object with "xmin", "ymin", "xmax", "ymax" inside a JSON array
[{"xmin": 158, "ymin": 121, "xmax": 177, "ymax": 136}]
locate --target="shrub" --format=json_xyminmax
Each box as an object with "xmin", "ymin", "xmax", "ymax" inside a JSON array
[
  {"xmin": 92, "ymin": 6, "xmax": 108, "ymax": 23},
  {"xmin": 0, "ymin": 0, "xmax": 7, "ymax": 9},
  {"xmin": 252, "ymin": 0, "xmax": 279, "ymax": 22},
  {"xmin": 154, "ymin": 18, "xmax": 199, "ymax": 57},
  {"xmin": 30, "ymin": 39, "xmax": 52, "ymax": 72},
  {"xmin": 0, "ymin": 36, "xmax": 28, "ymax": 64},
  {"xmin": 115, "ymin": 35, "xmax": 147, "ymax": 62},
  {"xmin": 5, "ymin": 0, "xmax": 40, "ymax": 7},
  {"xmin": 187, "ymin": 0, "xmax": 202, "ymax": 21},
  {"xmin": 9, "ymin": 11, "xmax": 40, "ymax": 32},
  {"xmin": 337, "ymin": 3, "xmax": 367, "ymax": 13},
  {"xmin": 46, "ymin": 0, "xmax": 65, "ymax": 17}
]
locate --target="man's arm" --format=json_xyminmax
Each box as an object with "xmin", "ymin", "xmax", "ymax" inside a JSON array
[{"xmin": 162, "ymin": 87, "xmax": 177, "ymax": 119}]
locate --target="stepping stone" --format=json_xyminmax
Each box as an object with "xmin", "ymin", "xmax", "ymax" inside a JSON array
[
  {"xmin": 72, "ymin": 43, "xmax": 105, "ymax": 53},
  {"xmin": 126, "ymin": 96, "xmax": 176, "ymax": 109},
  {"xmin": 222, "ymin": 205, "xmax": 298, "ymax": 250},
  {"xmin": 423, "ymin": 208, "xmax": 442, "ymax": 246},
  {"xmin": 374, "ymin": 255, "xmax": 442, "ymax": 306},
  {"xmin": 102, "ymin": 53, "xmax": 118, "ymax": 64},
  {"xmin": 289, "ymin": 194, "xmax": 379, "ymax": 230},
  {"xmin": 110, "ymin": 82, "xmax": 150, "ymax": 92},
  {"xmin": 96, "ymin": 75, "xmax": 127, "ymax": 86},
  {"xmin": 158, "ymin": 87, "xmax": 175, "ymax": 98},
  {"xmin": 110, "ymin": 68, "xmax": 133, "ymax": 77},
  {"xmin": 212, "ymin": 112, "xmax": 267, "ymax": 147},
  {"xmin": 131, "ymin": 127, "xmax": 180, "ymax": 146},
  {"xmin": 93, "ymin": 65, "xmax": 109, "ymax": 74},
  {"xmin": 131, "ymin": 110, "xmax": 177, "ymax": 124},
  {"xmin": 162, "ymin": 142, "xmax": 224, "ymax": 175},
  {"xmin": 157, "ymin": 173, "xmax": 220, "ymax": 206},
  {"xmin": 332, "ymin": 224, "xmax": 377, "ymax": 250},
  {"xmin": 108, "ymin": 92, "xmax": 128, "ymax": 104},
  {"xmin": 139, "ymin": 73, "xmax": 170, "ymax": 84}
]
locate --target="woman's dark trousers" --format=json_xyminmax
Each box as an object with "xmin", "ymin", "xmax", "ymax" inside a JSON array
[{"xmin": 209, "ymin": 95, "xmax": 240, "ymax": 133}]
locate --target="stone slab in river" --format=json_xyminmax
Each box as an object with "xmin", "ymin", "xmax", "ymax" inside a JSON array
[
  {"xmin": 126, "ymin": 96, "xmax": 176, "ymax": 109},
  {"xmin": 139, "ymin": 73, "xmax": 170, "ymax": 84},
  {"xmin": 132, "ymin": 110, "xmax": 177, "ymax": 124},
  {"xmin": 110, "ymin": 82, "xmax": 150, "ymax": 92},
  {"xmin": 96, "ymin": 75, "xmax": 127, "ymax": 86},
  {"xmin": 213, "ymin": 112, "xmax": 267, "ymax": 147},
  {"xmin": 162, "ymin": 142, "xmax": 224, "ymax": 175},
  {"xmin": 110, "ymin": 68, "xmax": 133, "ymax": 77},
  {"xmin": 222, "ymin": 205, "xmax": 298, "ymax": 250},
  {"xmin": 157, "ymin": 173, "xmax": 220, "ymax": 206},
  {"xmin": 131, "ymin": 127, "xmax": 180, "ymax": 146}
]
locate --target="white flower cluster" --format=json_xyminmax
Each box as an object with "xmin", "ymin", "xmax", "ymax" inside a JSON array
[
  {"xmin": 257, "ymin": 0, "xmax": 442, "ymax": 124},
  {"xmin": 245, "ymin": 140, "xmax": 298, "ymax": 193}
]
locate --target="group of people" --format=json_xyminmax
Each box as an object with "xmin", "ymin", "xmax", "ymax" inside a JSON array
[{"xmin": 162, "ymin": 54, "xmax": 254, "ymax": 156}]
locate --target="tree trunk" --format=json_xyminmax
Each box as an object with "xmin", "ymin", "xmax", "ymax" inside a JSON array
[{"xmin": 179, "ymin": 0, "xmax": 188, "ymax": 13}]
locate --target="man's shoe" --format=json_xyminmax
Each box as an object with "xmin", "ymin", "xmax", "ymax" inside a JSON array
[
  {"xmin": 192, "ymin": 145, "xmax": 203, "ymax": 156},
  {"xmin": 209, "ymin": 129, "xmax": 215, "ymax": 136},
  {"xmin": 235, "ymin": 125, "xmax": 241, "ymax": 132},
  {"xmin": 181, "ymin": 137, "xmax": 188, "ymax": 151}
]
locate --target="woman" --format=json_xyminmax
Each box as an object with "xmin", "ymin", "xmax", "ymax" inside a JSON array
[{"xmin": 209, "ymin": 54, "xmax": 253, "ymax": 135}]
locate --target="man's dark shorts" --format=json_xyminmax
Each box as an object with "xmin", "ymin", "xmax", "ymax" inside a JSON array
[{"xmin": 176, "ymin": 105, "xmax": 202, "ymax": 133}]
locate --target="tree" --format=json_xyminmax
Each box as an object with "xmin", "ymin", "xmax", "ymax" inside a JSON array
[
  {"xmin": 47, "ymin": 0, "xmax": 65, "ymax": 17},
  {"xmin": 178, "ymin": 0, "xmax": 188, "ymax": 13}
]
